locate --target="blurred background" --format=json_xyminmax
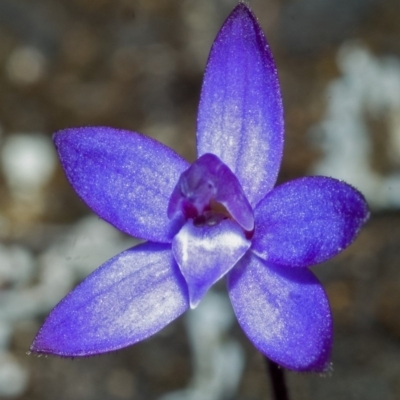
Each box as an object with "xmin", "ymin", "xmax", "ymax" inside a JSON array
[{"xmin": 0, "ymin": 0, "xmax": 400, "ymax": 399}]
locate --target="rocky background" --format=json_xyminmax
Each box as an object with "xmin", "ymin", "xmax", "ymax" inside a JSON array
[{"xmin": 1, "ymin": 0, "xmax": 400, "ymax": 399}]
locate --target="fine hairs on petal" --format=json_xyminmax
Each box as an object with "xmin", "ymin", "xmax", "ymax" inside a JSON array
[
  {"xmin": 31, "ymin": 243, "xmax": 189, "ymax": 356},
  {"xmin": 54, "ymin": 127, "xmax": 189, "ymax": 243},
  {"xmin": 228, "ymin": 253, "xmax": 332, "ymax": 372},
  {"xmin": 197, "ymin": 2, "xmax": 284, "ymax": 206},
  {"xmin": 252, "ymin": 176, "xmax": 369, "ymax": 267}
]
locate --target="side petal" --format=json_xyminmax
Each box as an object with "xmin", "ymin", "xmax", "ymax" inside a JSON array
[
  {"xmin": 197, "ymin": 3, "xmax": 284, "ymax": 206},
  {"xmin": 31, "ymin": 242, "xmax": 189, "ymax": 356},
  {"xmin": 172, "ymin": 219, "xmax": 250, "ymax": 309},
  {"xmin": 54, "ymin": 127, "xmax": 189, "ymax": 243},
  {"xmin": 252, "ymin": 176, "xmax": 369, "ymax": 267},
  {"xmin": 228, "ymin": 253, "xmax": 332, "ymax": 372}
]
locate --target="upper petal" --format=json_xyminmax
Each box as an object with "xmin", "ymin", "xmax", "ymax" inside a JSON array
[
  {"xmin": 252, "ymin": 176, "xmax": 369, "ymax": 267},
  {"xmin": 31, "ymin": 242, "xmax": 189, "ymax": 356},
  {"xmin": 197, "ymin": 3, "xmax": 284, "ymax": 206},
  {"xmin": 172, "ymin": 219, "xmax": 250, "ymax": 309},
  {"xmin": 54, "ymin": 127, "xmax": 189, "ymax": 243},
  {"xmin": 228, "ymin": 252, "xmax": 332, "ymax": 372}
]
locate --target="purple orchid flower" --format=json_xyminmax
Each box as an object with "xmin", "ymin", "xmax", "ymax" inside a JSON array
[{"xmin": 31, "ymin": 4, "xmax": 368, "ymax": 372}]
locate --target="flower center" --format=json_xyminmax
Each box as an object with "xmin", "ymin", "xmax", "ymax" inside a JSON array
[
  {"xmin": 192, "ymin": 199, "xmax": 232, "ymax": 227},
  {"xmin": 167, "ymin": 153, "xmax": 254, "ymax": 232}
]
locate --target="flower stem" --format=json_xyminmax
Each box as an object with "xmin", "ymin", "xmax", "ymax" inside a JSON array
[{"xmin": 265, "ymin": 357, "xmax": 290, "ymax": 400}]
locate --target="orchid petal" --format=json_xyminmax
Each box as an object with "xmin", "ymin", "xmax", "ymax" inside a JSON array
[
  {"xmin": 252, "ymin": 177, "xmax": 369, "ymax": 267},
  {"xmin": 172, "ymin": 219, "xmax": 250, "ymax": 308},
  {"xmin": 54, "ymin": 127, "xmax": 189, "ymax": 243},
  {"xmin": 228, "ymin": 253, "xmax": 332, "ymax": 372},
  {"xmin": 31, "ymin": 242, "xmax": 189, "ymax": 356},
  {"xmin": 197, "ymin": 4, "xmax": 284, "ymax": 206}
]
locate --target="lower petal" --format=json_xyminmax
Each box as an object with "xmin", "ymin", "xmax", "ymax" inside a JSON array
[
  {"xmin": 173, "ymin": 219, "xmax": 250, "ymax": 309},
  {"xmin": 31, "ymin": 242, "xmax": 189, "ymax": 356},
  {"xmin": 228, "ymin": 252, "xmax": 332, "ymax": 372}
]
